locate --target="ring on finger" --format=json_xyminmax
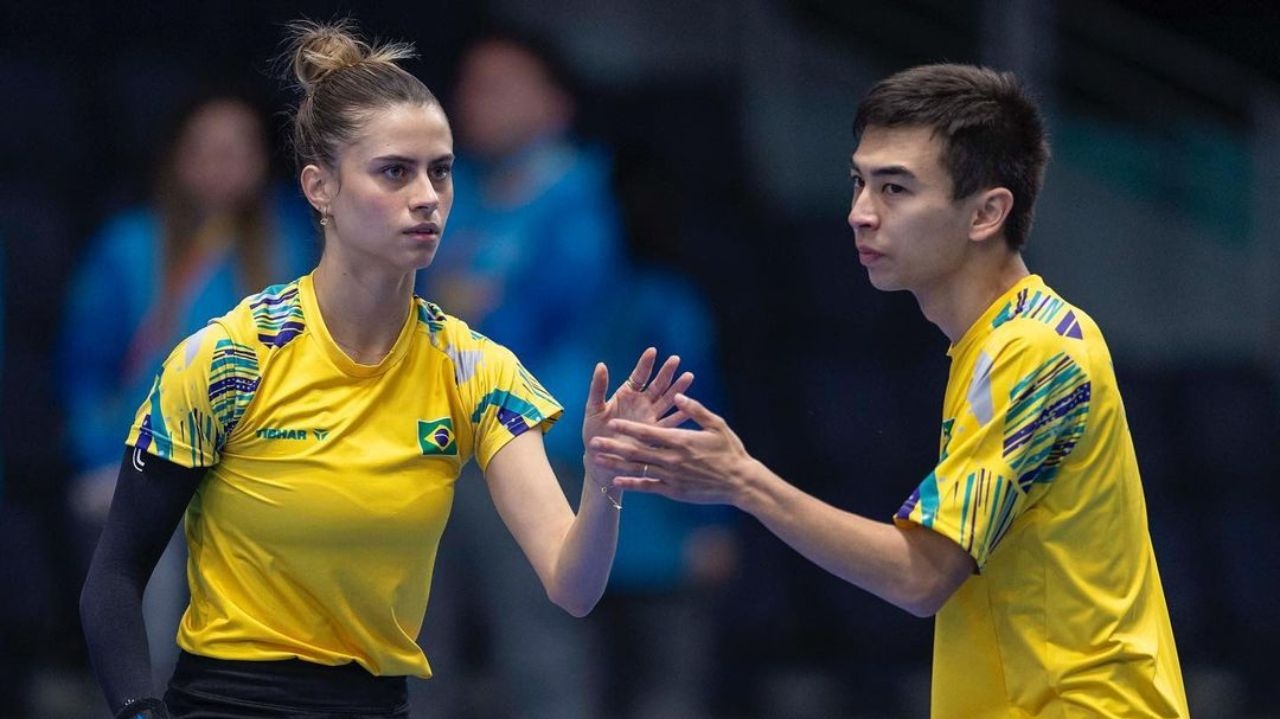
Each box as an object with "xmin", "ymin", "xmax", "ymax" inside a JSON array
[
  {"xmin": 625, "ymin": 377, "xmax": 645, "ymax": 392},
  {"xmin": 641, "ymin": 464, "xmax": 649, "ymax": 478}
]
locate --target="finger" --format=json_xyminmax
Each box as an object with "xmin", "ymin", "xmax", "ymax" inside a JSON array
[
  {"xmin": 604, "ymin": 418, "xmax": 692, "ymax": 447},
  {"xmin": 673, "ymin": 393, "xmax": 724, "ymax": 429},
  {"xmin": 646, "ymin": 355, "xmax": 681, "ymax": 396},
  {"xmin": 585, "ymin": 450, "xmax": 637, "ymax": 473},
  {"xmin": 589, "ymin": 452, "xmax": 670, "ymax": 488},
  {"xmin": 612, "ymin": 476, "xmax": 675, "ymax": 497},
  {"xmin": 657, "ymin": 409, "xmax": 690, "ymax": 429},
  {"xmin": 585, "ymin": 362, "xmax": 608, "ymax": 413},
  {"xmin": 656, "ymin": 372, "xmax": 695, "ymax": 409},
  {"xmin": 588, "ymin": 451, "xmax": 654, "ymax": 480},
  {"xmin": 589, "ymin": 435, "xmax": 671, "ymax": 465},
  {"xmin": 625, "ymin": 347, "xmax": 658, "ymax": 391},
  {"xmin": 586, "ymin": 433, "xmax": 651, "ymax": 461}
]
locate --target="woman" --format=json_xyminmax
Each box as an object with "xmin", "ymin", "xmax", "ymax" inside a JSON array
[{"xmin": 79, "ymin": 19, "xmax": 692, "ymax": 719}]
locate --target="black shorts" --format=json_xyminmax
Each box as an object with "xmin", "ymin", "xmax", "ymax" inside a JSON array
[{"xmin": 163, "ymin": 651, "xmax": 411, "ymax": 718}]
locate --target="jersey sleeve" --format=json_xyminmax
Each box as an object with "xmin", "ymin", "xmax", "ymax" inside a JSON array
[
  {"xmin": 456, "ymin": 334, "xmax": 564, "ymax": 472},
  {"xmin": 894, "ymin": 332, "xmax": 1092, "ymax": 568},
  {"xmin": 125, "ymin": 321, "xmax": 259, "ymax": 468}
]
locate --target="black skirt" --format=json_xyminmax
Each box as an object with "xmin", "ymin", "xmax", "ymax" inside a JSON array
[{"xmin": 163, "ymin": 651, "xmax": 411, "ymax": 718}]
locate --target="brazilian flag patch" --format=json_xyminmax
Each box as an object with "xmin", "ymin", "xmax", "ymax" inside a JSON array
[{"xmin": 418, "ymin": 418, "xmax": 458, "ymax": 456}]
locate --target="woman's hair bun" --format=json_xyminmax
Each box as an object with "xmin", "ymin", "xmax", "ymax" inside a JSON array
[{"xmin": 283, "ymin": 18, "xmax": 416, "ymax": 94}]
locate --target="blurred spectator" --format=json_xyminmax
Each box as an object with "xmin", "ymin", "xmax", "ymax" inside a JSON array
[
  {"xmin": 410, "ymin": 28, "xmax": 623, "ymax": 718},
  {"xmin": 584, "ymin": 130, "xmax": 738, "ymax": 719},
  {"xmin": 592, "ymin": 268, "xmax": 736, "ymax": 719},
  {"xmin": 56, "ymin": 91, "xmax": 315, "ymax": 690}
]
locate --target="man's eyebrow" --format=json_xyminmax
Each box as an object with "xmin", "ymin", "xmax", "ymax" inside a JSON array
[
  {"xmin": 849, "ymin": 162, "xmax": 917, "ymax": 180},
  {"xmin": 870, "ymin": 165, "xmax": 917, "ymax": 180}
]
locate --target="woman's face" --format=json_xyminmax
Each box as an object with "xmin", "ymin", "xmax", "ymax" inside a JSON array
[
  {"xmin": 318, "ymin": 102, "xmax": 455, "ymax": 273},
  {"xmin": 175, "ymin": 99, "xmax": 269, "ymax": 212}
]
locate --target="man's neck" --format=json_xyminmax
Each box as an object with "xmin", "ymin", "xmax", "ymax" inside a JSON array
[{"xmin": 916, "ymin": 252, "xmax": 1030, "ymax": 345}]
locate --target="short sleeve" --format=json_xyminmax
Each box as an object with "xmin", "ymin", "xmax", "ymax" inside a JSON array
[
  {"xmin": 457, "ymin": 336, "xmax": 564, "ymax": 472},
  {"xmin": 894, "ymin": 334, "xmax": 1091, "ymax": 568},
  {"xmin": 126, "ymin": 321, "xmax": 259, "ymax": 468}
]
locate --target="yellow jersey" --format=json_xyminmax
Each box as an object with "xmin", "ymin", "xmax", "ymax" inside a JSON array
[
  {"xmin": 895, "ymin": 275, "xmax": 1188, "ymax": 718},
  {"xmin": 126, "ymin": 273, "xmax": 562, "ymax": 677}
]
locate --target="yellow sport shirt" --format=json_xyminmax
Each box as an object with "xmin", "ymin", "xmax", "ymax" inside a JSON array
[
  {"xmin": 126, "ymin": 273, "xmax": 562, "ymax": 677},
  {"xmin": 894, "ymin": 275, "xmax": 1188, "ymax": 718}
]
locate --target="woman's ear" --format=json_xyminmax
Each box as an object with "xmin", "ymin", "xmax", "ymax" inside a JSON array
[{"xmin": 300, "ymin": 163, "xmax": 333, "ymax": 214}]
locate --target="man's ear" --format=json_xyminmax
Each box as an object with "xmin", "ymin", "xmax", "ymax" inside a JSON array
[
  {"xmin": 968, "ymin": 187, "xmax": 1014, "ymax": 244},
  {"xmin": 300, "ymin": 163, "xmax": 334, "ymax": 213}
]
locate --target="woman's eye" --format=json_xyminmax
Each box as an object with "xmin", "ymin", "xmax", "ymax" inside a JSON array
[
  {"xmin": 430, "ymin": 164, "xmax": 453, "ymax": 181},
  {"xmin": 383, "ymin": 165, "xmax": 407, "ymax": 180},
  {"xmin": 883, "ymin": 183, "xmax": 905, "ymax": 195}
]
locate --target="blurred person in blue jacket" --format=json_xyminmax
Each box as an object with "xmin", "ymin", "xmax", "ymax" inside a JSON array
[
  {"xmin": 411, "ymin": 28, "xmax": 623, "ymax": 719},
  {"xmin": 593, "ymin": 265, "xmax": 737, "ymax": 719},
  {"xmin": 421, "ymin": 29, "xmax": 623, "ymax": 454},
  {"xmin": 57, "ymin": 91, "xmax": 315, "ymax": 689}
]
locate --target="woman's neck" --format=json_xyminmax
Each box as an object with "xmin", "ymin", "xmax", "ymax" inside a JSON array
[{"xmin": 312, "ymin": 254, "xmax": 415, "ymax": 365}]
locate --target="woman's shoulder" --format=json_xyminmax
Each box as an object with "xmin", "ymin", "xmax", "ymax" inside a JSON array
[
  {"xmin": 413, "ymin": 297, "xmax": 473, "ymax": 342},
  {"xmin": 216, "ymin": 278, "xmax": 308, "ymax": 350},
  {"xmin": 412, "ymin": 297, "xmax": 512, "ymax": 356}
]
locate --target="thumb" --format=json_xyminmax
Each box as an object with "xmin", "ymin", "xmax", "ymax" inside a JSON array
[{"xmin": 585, "ymin": 362, "xmax": 608, "ymax": 414}]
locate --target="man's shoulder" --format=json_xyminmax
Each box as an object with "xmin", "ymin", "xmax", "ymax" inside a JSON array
[
  {"xmin": 984, "ymin": 276, "xmax": 1107, "ymax": 349},
  {"xmin": 972, "ymin": 282, "xmax": 1110, "ymax": 392},
  {"xmin": 989, "ymin": 279, "xmax": 1091, "ymax": 338}
]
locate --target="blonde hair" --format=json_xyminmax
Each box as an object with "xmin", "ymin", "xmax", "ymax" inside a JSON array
[{"xmin": 280, "ymin": 18, "xmax": 439, "ymax": 172}]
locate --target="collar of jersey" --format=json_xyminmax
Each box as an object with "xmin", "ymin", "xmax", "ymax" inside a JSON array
[{"xmin": 298, "ymin": 272, "xmax": 416, "ymax": 378}]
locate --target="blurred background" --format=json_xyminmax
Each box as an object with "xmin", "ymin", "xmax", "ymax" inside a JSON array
[{"xmin": 3, "ymin": 0, "xmax": 1278, "ymax": 717}]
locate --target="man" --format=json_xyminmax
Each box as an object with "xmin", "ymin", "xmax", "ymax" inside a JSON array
[{"xmin": 590, "ymin": 64, "xmax": 1189, "ymax": 718}]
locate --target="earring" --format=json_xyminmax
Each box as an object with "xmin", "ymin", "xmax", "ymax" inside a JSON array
[{"xmin": 319, "ymin": 215, "xmax": 328, "ymax": 226}]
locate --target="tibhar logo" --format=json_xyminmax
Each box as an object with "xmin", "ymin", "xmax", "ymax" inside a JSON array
[
  {"xmin": 313, "ymin": 428, "xmax": 330, "ymax": 440},
  {"xmin": 257, "ymin": 427, "xmax": 309, "ymax": 440}
]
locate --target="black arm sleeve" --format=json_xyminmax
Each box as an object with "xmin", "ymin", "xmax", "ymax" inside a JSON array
[{"xmin": 79, "ymin": 446, "xmax": 205, "ymax": 714}]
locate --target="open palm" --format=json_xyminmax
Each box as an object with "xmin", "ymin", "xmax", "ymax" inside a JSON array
[{"xmin": 581, "ymin": 347, "xmax": 693, "ymax": 484}]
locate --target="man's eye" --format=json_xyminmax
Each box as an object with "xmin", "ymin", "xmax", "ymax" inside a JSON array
[
  {"xmin": 850, "ymin": 175, "xmax": 864, "ymax": 189},
  {"xmin": 430, "ymin": 164, "xmax": 453, "ymax": 181},
  {"xmin": 883, "ymin": 183, "xmax": 906, "ymax": 195}
]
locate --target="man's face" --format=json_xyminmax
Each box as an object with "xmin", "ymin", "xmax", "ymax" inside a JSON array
[{"xmin": 847, "ymin": 125, "xmax": 976, "ymax": 295}]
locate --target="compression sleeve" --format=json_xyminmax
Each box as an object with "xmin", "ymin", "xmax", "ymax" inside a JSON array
[{"xmin": 80, "ymin": 446, "xmax": 205, "ymax": 714}]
